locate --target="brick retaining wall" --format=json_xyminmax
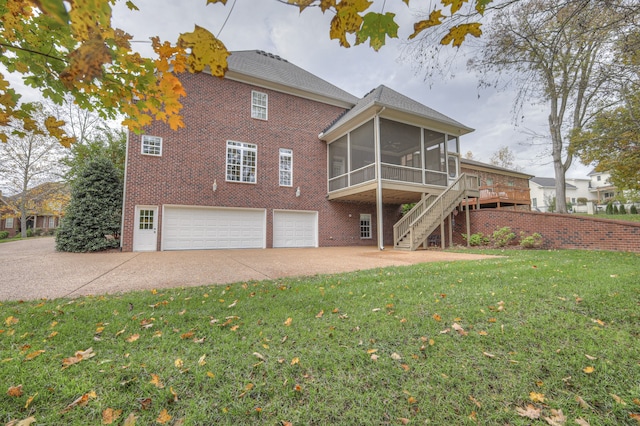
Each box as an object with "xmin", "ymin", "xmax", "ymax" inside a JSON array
[{"xmin": 452, "ymin": 210, "xmax": 640, "ymax": 253}]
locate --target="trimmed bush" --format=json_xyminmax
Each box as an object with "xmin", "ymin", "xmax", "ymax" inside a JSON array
[
  {"xmin": 606, "ymin": 202, "xmax": 614, "ymax": 214},
  {"xmin": 619, "ymin": 204, "xmax": 627, "ymax": 214},
  {"xmin": 520, "ymin": 232, "xmax": 543, "ymax": 249},
  {"xmin": 631, "ymin": 205, "xmax": 638, "ymax": 214},
  {"xmin": 492, "ymin": 227, "xmax": 516, "ymax": 247},
  {"xmin": 0, "ymin": 231, "xmax": 8, "ymax": 239},
  {"xmin": 613, "ymin": 205, "xmax": 619, "ymax": 214},
  {"xmin": 462, "ymin": 232, "xmax": 489, "ymax": 247}
]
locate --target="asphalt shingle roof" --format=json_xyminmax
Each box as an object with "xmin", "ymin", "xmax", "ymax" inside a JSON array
[{"xmin": 227, "ymin": 50, "xmax": 359, "ymax": 106}]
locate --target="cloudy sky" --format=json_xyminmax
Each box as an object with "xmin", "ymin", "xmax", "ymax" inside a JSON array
[{"xmin": 17, "ymin": 0, "xmax": 593, "ymax": 179}]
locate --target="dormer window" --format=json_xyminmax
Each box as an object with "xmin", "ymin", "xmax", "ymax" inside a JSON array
[{"xmin": 251, "ymin": 91, "xmax": 268, "ymax": 120}]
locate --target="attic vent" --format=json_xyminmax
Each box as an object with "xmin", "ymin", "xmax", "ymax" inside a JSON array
[{"xmin": 256, "ymin": 50, "xmax": 288, "ymax": 62}]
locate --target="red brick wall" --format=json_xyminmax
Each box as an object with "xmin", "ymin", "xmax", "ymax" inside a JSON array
[
  {"xmin": 452, "ymin": 210, "xmax": 640, "ymax": 253},
  {"xmin": 122, "ymin": 72, "xmax": 402, "ymax": 251}
]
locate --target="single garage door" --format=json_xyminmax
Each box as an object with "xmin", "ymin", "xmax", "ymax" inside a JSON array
[
  {"xmin": 163, "ymin": 206, "xmax": 265, "ymax": 250},
  {"xmin": 273, "ymin": 210, "xmax": 318, "ymax": 248}
]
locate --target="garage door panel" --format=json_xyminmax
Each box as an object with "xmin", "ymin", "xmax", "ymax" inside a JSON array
[
  {"xmin": 163, "ymin": 206, "xmax": 265, "ymax": 250},
  {"xmin": 273, "ymin": 211, "xmax": 317, "ymax": 248}
]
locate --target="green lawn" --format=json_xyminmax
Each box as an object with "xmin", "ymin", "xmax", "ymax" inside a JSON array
[
  {"xmin": 1, "ymin": 250, "xmax": 639, "ymax": 425},
  {"xmin": 576, "ymin": 213, "xmax": 640, "ymax": 223}
]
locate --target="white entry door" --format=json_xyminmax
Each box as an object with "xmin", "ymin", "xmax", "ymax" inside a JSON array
[{"xmin": 133, "ymin": 206, "xmax": 158, "ymax": 251}]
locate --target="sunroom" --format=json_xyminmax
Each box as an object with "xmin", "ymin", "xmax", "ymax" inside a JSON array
[{"xmin": 321, "ymin": 85, "xmax": 474, "ymax": 205}]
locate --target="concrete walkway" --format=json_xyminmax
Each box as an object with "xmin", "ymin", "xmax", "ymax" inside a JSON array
[{"xmin": 0, "ymin": 238, "xmax": 495, "ymax": 301}]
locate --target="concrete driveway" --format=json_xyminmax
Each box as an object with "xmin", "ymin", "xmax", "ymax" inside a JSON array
[{"xmin": 0, "ymin": 238, "xmax": 495, "ymax": 301}]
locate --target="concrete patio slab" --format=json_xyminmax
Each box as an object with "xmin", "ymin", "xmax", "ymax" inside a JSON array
[{"xmin": 0, "ymin": 238, "xmax": 495, "ymax": 301}]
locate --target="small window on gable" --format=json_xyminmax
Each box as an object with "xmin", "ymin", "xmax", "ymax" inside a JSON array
[
  {"xmin": 5, "ymin": 217, "xmax": 14, "ymax": 229},
  {"xmin": 141, "ymin": 135, "xmax": 162, "ymax": 156},
  {"xmin": 360, "ymin": 214, "xmax": 372, "ymax": 239},
  {"xmin": 251, "ymin": 91, "xmax": 268, "ymax": 120},
  {"xmin": 279, "ymin": 148, "xmax": 293, "ymax": 187}
]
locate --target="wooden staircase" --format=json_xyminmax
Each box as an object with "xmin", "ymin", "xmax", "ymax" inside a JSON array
[{"xmin": 393, "ymin": 174, "xmax": 478, "ymax": 251}]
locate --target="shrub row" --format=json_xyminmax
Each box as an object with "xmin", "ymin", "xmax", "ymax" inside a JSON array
[{"xmin": 462, "ymin": 226, "xmax": 543, "ymax": 249}]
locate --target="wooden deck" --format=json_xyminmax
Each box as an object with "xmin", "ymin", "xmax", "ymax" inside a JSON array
[{"xmin": 464, "ymin": 185, "xmax": 531, "ymax": 210}]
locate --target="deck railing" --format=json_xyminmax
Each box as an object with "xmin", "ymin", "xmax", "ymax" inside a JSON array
[
  {"xmin": 328, "ymin": 162, "xmax": 449, "ymax": 192},
  {"xmin": 478, "ymin": 185, "xmax": 530, "ymax": 203}
]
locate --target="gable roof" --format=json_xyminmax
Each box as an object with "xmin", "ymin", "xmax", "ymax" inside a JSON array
[
  {"xmin": 530, "ymin": 177, "xmax": 577, "ymax": 189},
  {"xmin": 460, "ymin": 158, "xmax": 533, "ymax": 179},
  {"xmin": 320, "ymin": 85, "xmax": 473, "ymax": 140},
  {"xmin": 225, "ymin": 50, "xmax": 359, "ymax": 108}
]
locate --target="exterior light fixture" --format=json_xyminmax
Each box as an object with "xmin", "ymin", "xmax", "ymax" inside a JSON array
[
  {"xmin": 213, "ymin": 179, "xmax": 217, "ymax": 192},
  {"xmin": 295, "ymin": 186, "xmax": 301, "ymax": 197}
]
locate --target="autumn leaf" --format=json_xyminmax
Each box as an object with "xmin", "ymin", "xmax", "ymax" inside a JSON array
[
  {"xmin": 62, "ymin": 347, "xmax": 96, "ymax": 369},
  {"xmin": 583, "ymin": 366, "xmax": 595, "ymax": 374},
  {"xmin": 441, "ymin": 23, "xmax": 483, "ymax": 48},
  {"xmin": 207, "ymin": 371, "xmax": 215, "ymax": 378},
  {"xmin": 543, "ymin": 408, "xmax": 566, "ymax": 426},
  {"xmin": 126, "ymin": 334, "xmax": 140, "ymax": 342},
  {"xmin": 7, "ymin": 384, "xmax": 23, "ymax": 397},
  {"xmin": 575, "ymin": 395, "xmax": 591, "ymax": 409},
  {"xmin": 24, "ymin": 393, "xmax": 37, "ymax": 409},
  {"xmin": 61, "ymin": 391, "xmax": 97, "ymax": 413},
  {"xmin": 630, "ymin": 413, "xmax": 640, "ymax": 423},
  {"xmin": 149, "ymin": 374, "xmax": 164, "ymax": 389},
  {"xmin": 575, "ymin": 418, "xmax": 590, "ymax": 426},
  {"xmin": 180, "ymin": 331, "xmax": 194, "ymax": 339},
  {"xmin": 409, "ymin": 9, "xmax": 445, "ymax": 39},
  {"xmin": 5, "ymin": 315, "xmax": 18, "ymax": 326},
  {"xmin": 316, "ymin": 310, "xmax": 324, "ymax": 318},
  {"xmin": 174, "ymin": 358, "xmax": 184, "ymax": 368},
  {"xmin": 611, "ymin": 394, "xmax": 626, "ymax": 405},
  {"xmin": 170, "ymin": 386, "xmax": 178, "ymax": 402},
  {"xmin": 432, "ymin": 313, "xmax": 442, "ymax": 321},
  {"xmin": 156, "ymin": 408, "xmax": 172, "ymax": 424},
  {"xmin": 370, "ymin": 353, "xmax": 379, "ymax": 361},
  {"xmin": 24, "ymin": 350, "xmax": 45, "ymax": 361},
  {"xmin": 529, "ymin": 391, "xmax": 545, "ymax": 403},
  {"xmin": 5, "ymin": 417, "xmax": 36, "ymax": 426},
  {"xmin": 516, "ymin": 404, "xmax": 541, "ymax": 420},
  {"xmin": 452, "ymin": 322, "xmax": 467, "ymax": 336},
  {"xmin": 198, "ymin": 354, "xmax": 207, "ymax": 366},
  {"xmin": 290, "ymin": 357, "xmax": 300, "ymax": 365},
  {"xmin": 253, "ymin": 352, "xmax": 266, "ymax": 362},
  {"xmin": 284, "ymin": 317, "xmax": 293, "ymax": 326},
  {"xmin": 391, "ymin": 352, "xmax": 402, "ymax": 361},
  {"xmin": 178, "ymin": 25, "xmax": 229, "ymax": 76},
  {"xmin": 102, "ymin": 407, "xmax": 123, "ymax": 424},
  {"xmin": 355, "ymin": 12, "xmax": 398, "ymax": 51},
  {"xmin": 482, "ymin": 351, "xmax": 495, "ymax": 358}
]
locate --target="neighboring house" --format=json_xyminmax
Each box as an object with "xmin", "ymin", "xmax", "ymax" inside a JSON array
[
  {"xmin": 121, "ymin": 50, "xmax": 479, "ymax": 252},
  {"xmin": 460, "ymin": 159, "xmax": 533, "ymax": 211},
  {"xmin": 0, "ymin": 182, "xmax": 69, "ymax": 238},
  {"xmin": 587, "ymin": 169, "xmax": 617, "ymax": 203},
  {"xmin": 529, "ymin": 177, "xmax": 590, "ymax": 212}
]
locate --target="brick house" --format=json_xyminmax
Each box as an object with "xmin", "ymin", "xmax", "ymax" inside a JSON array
[
  {"xmin": 121, "ymin": 50, "xmax": 479, "ymax": 252},
  {"xmin": 0, "ymin": 182, "xmax": 69, "ymax": 238}
]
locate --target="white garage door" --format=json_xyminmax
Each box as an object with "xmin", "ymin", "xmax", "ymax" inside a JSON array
[
  {"xmin": 273, "ymin": 210, "xmax": 318, "ymax": 248},
  {"xmin": 163, "ymin": 206, "xmax": 265, "ymax": 250}
]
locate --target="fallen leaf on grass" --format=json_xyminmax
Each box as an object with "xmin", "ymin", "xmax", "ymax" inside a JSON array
[
  {"xmin": 469, "ymin": 395, "xmax": 481, "ymax": 408},
  {"xmin": 543, "ymin": 408, "xmax": 566, "ymax": 425},
  {"xmin": 633, "ymin": 398, "xmax": 640, "ymax": 406},
  {"xmin": 452, "ymin": 323, "xmax": 468, "ymax": 336},
  {"xmin": 24, "ymin": 350, "xmax": 45, "ymax": 361},
  {"xmin": 102, "ymin": 407, "xmax": 123, "ymax": 424},
  {"xmin": 253, "ymin": 352, "xmax": 266, "ymax": 361},
  {"xmin": 198, "ymin": 354, "xmax": 207, "ymax": 366},
  {"xmin": 7, "ymin": 385, "xmax": 23, "ymax": 397},
  {"xmin": 398, "ymin": 418, "xmax": 410, "ymax": 425},
  {"xmin": 283, "ymin": 317, "xmax": 292, "ymax": 326},
  {"xmin": 316, "ymin": 310, "xmax": 324, "ymax": 318},
  {"xmin": 516, "ymin": 404, "xmax": 541, "ymax": 420},
  {"xmin": 291, "ymin": 357, "xmax": 300, "ymax": 365},
  {"xmin": 583, "ymin": 366, "xmax": 595, "ymax": 374},
  {"xmin": 5, "ymin": 417, "xmax": 36, "ymax": 426},
  {"xmin": 391, "ymin": 353, "xmax": 402, "ymax": 361},
  {"xmin": 584, "ymin": 354, "xmax": 597, "ymax": 360},
  {"xmin": 170, "ymin": 386, "xmax": 178, "ymax": 402},
  {"xmin": 125, "ymin": 334, "xmax": 140, "ymax": 343},
  {"xmin": 62, "ymin": 347, "xmax": 96, "ymax": 369},
  {"xmin": 370, "ymin": 354, "xmax": 379, "ymax": 361},
  {"xmin": 24, "ymin": 392, "xmax": 37, "ymax": 409},
  {"xmin": 575, "ymin": 395, "xmax": 591, "ymax": 409},
  {"xmin": 575, "ymin": 418, "xmax": 590, "ymax": 426},
  {"xmin": 5, "ymin": 316, "xmax": 19, "ymax": 326},
  {"xmin": 630, "ymin": 413, "xmax": 640, "ymax": 423},
  {"xmin": 611, "ymin": 394, "xmax": 626, "ymax": 405},
  {"xmin": 149, "ymin": 374, "xmax": 164, "ymax": 389},
  {"xmin": 529, "ymin": 392, "xmax": 545, "ymax": 403},
  {"xmin": 61, "ymin": 391, "xmax": 97, "ymax": 413},
  {"xmin": 483, "ymin": 352, "xmax": 495, "ymax": 358},
  {"xmin": 156, "ymin": 408, "xmax": 172, "ymax": 424},
  {"xmin": 432, "ymin": 314, "xmax": 442, "ymax": 322},
  {"xmin": 180, "ymin": 331, "xmax": 194, "ymax": 340},
  {"xmin": 174, "ymin": 359, "xmax": 183, "ymax": 368}
]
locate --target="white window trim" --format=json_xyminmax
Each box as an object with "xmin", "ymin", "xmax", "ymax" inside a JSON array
[
  {"xmin": 360, "ymin": 214, "xmax": 372, "ymax": 239},
  {"xmin": 279, "ymin": 148, "xmax": 293, "ymax": 187},
  {"xmin": 141, "ymin": 135, "xmax": 162, "ymax": 156},
  {"xmin": 5, "ymin": 217, "xmax": 14, "ymax": 228},
  {"xmin": 48, "ymin": 217, "xmax": 55, "ymax": 228},
  {"xmin": 226, "ymin": 140, "xmax": 257, "ymax": 184},
  {"xmin": 251, "ymin": 90, "xmax": 268, "ymax": 120}
]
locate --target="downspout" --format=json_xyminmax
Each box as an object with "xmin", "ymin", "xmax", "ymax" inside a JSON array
[
  {"xmin": 119, "ymin": 130, "xmax": 130, "ymax": 250},
  {"xmin": 374, "ymin": 107, "xmax": 386, "ymax": 250}
]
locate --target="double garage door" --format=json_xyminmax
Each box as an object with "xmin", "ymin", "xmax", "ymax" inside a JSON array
[{"xmin": 162, "ymin": 206, "xmax": 316, "ymax": 250}]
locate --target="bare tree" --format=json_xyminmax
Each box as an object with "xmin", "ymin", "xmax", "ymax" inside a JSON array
[
  {"xmin": 0, "ymin": 103, "xmax": 67, "ymax": 237},
  {"xmin": 467, "ymin": 0, "xmax": 639, "ymax": 213},
  {"xmin": 490, "ymin": 145, "xmax": 520, "ymax": 170}
]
